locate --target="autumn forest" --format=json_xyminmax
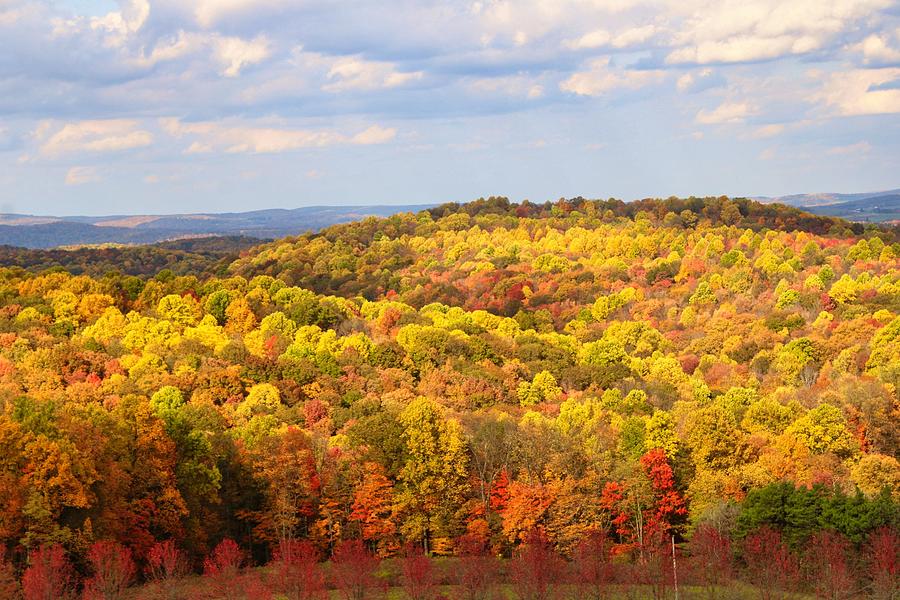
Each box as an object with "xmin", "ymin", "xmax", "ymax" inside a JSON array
[{"xmin": 0, "ymin": 196, "xmax": 898, "ymax": 599}]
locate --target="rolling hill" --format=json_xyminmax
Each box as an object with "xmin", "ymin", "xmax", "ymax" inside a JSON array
[
  {"xmin": 756, "ymin": 188, "xmax": 900, "ymax": 222},
  {"xmin": 0, "ymin": 205, "xmax": 434, "ymax": 249}
]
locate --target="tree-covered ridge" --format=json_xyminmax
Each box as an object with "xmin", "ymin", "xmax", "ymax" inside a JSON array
[
  {"xmin": 230, "ymin": 196, "xmax": 899, "ymax": 317},
  {"xmin": 0, "ymin": 236, "xmax": 263, "ymax": 278},
  {"xmin": 0, "ymin": 197, "xmax": 897, "ymax": 595}
]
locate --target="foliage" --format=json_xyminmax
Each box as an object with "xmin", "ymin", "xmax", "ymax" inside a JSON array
[
  {"xmin": 82, "ymin": 541, "xmax": 136, "ymax": 600},
  {"xmin": 21, "ymin": 544, "xmax": 77, "ymax": 600},
  {"xmin": 0, "ymin": 197, "xmax": 896, "ymax": 595}
]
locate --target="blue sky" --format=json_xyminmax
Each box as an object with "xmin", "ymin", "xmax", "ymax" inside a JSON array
[{"xmin": 1, "ymin": 0, "xmax": 899, "ymax": 215}]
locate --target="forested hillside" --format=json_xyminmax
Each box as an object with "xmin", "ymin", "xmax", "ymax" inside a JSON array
[
  {"xmin": 0, "ymin": 236, "xmax": 262, "ymax": 278},
  {"xmin": 0, "ymin": 197, "xmax": 897, "ymax": 598}
]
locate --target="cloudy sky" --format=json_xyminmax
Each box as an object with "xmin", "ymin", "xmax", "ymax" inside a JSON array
[{"xmin": 1, "ymin": 0, "xmax": 899, "ymax": 215}]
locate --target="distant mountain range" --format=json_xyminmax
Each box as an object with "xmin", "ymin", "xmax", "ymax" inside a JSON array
[
  {"xmin": 0, "ymin": 205, "xmax": 434, "ymax": 249},
  {"xmin": 755, "ymin": 189, "xmax": 900, "ymax": 223},
  {"xmin": 2, "ymin": 191, "xmax": 897, "ymax": 249}
]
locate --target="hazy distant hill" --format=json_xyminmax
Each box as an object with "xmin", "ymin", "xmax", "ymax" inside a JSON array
[
  {"xmin": 803, "ymin": 194, "xmax": 900, "ymax": 222},
  {"xmin": 0, "ymin": 205, "xmax": 434, "ymax": 249},
  {"xmin": 756, "ymin": 189, "xmax": 900, "ymax": 222}
]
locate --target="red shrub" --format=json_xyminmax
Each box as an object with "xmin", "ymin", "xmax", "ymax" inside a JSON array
[
  {"xmin": 400, "ymin": 544, "xmax": 438, "ymax": 600},
  {"xmin": 454, "ymin": 534, "xmax": 497, "ymax": 600},
  {"xmin": 146, "ymin": 540, "xmax": 189, "ymax": 581},
  {"xmin": 742, "ymin": 527, "xmax": 799, "ymax": 600},
  {"xmin": 239, "ymin": 571, "xmax": 272, "ymax": 600},
  {"xmin": 804, "ymin": 530, "xmax": 855, "ymax": 600},
  {"xmin": 572, "ymin": 529, "xmax": 614, "ymax": 600},
  {"xmin": 82, "ymin": 541, "xmax": 136, "ymax": 600},
  {"xmin": 624, "ymin": 532, "xmax": 675, "ymax": 600},
  {"xmin": 331, "ymin": 539, "xmax": 385, "ymax": 600},
  {"xmin": 270, "ymin": 539, "xmax": 327, "ymax": 600},
  {"xmin": 144, "ymin": 540, "xmax": 189, "ymax": 600},
  {"xmin": 21, "ymin": 544, "xmax": 77, "ymax": 600},
  {"xmin": 203, "ymin": 538, "xmax": 246, "ymax": 600},
  {"xmin": 866, "ymin": 527, "xmax": 899, "ymax": 600},
  {"xmin": 687, "ymin": 524, "xmax": 733, "ymax": 598},
  {"xmin": 509, "ymin": 529, "xmax": 565, "ymax": 600}
]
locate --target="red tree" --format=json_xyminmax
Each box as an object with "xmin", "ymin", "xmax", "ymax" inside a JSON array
[
  {"xmin": 598, "ymin": 482, "xmax": 630, "ymax": 552},
  {"xmin": 742, "ymin": 527, "xmax": 799, "ymax": 600},
  {"xmin": 270, "ymin": 539, "xmax": 327, "ymax": 600},
  {"xmin": 349, "ymin": 463, "xmax": 396, "ymax": 555},
  {"xmin": 572, "ymin": 529, "xmax": 615, "ymax": 600},
  {"xmin": 21, "ymin": 544, "xmax": 77, "ymax": 600},
  {"xmin": 488, "ymin": 470, "xmax": 510, "ymax": 513},
  {"xmin": 330, "ymin": 539, "xmax": 385, "ymax": 600},
  {"xmin": 400, "ymin": 544, "xmax": 438, "ymax": 600},
  {"xmin": 639, "ymin": 449, "xmax": 688, "ymax": 538},
  {"xmin": 203, "ymin": 538, "xmax": 246, "ymax": 600},
  {"xmin": 866, "ymin": 527, "xmax": 899, "ymax": 600},
  {"xmin": 82, "ymin": 541, "xmax": 136, "ymax": 600},
  {"xmin": 509, "ymin": 529, "xmax": 565, "ymax": 600},
  {"xmin": 687, "ymin": 524, "xmax": 733, "ymax": 599}
]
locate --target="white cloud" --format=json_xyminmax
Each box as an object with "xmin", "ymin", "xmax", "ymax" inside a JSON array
[
  {"xmin": 214, "ymin": 35, "xmax": 271, "ymax": 77},
  {"xmin": 185, "ymin": 141, "xmax": 214, "ymax": 154},
  {"xmin": 668, "ymin": 35, "xmax": 808, "ymax": 64},
  {"xmin": 132, "ymin": 31, "xmax": 205, "ymax": 68},
  {"xmin": 65, "ymin": 166, "xmax": 101, "ymax": 185},
  {"xmin": 695, "ymin": 101, "xmax": 753, "ymax": 124},
  {"xmin": 748, "ymin": 124, "xmax": 785, "ymax": 138},
  {"xmin": 0, "ymin": 3, "xmax": 33, "ymax": 26},
  {"xmin": 826, "ymin": 141, "xmax": 872, "ymax": 155},
  {"xmin": 468, "ymin": 75, "xmax": 545, "ymax": 99},
  {"xmin": 560, "ymin": 57, "xmax": 664, "ymax": 96},
  {"xmin": 324, "ymin": 57, "xmax": 423, "ymax": 92},
  {"xmin": 91, "ymin": 0, "xmax": 149, "ymax": 37},
  {"xmin": 194, "ymin": 0, "xmax": 285, "ymax": 28},
  {"xmin": 52, "ymin": 0, "xmax": 149, "ymax": 48},
  {"xmin": 676, "ymin": 68, "xmax": 718, "ymax": 92},
  {"xmin": 129, "ymin": 31, "xmax": 270, "ymax": 76},
  {"xmin": 816, "ymin": 67, "xmax": 900, "ymax": 116},
  {"xmin": 759, "ymin": 147, "xmax": 777, "ymax": 160},
  {"xmin": 611, "ymin": 25, "xmax": 658, "ymax": 48},
  {"xmin": 564, "ymin": 29, "xmax": 611, "ymax": 50},
  {"xmin": 854, "ymin": 31, "xmax": 900, "ymax": 65},
  {"xmin": 351, "ymin": 125, "xmax": 397, "ymax": 145},
  {"xmin": 161, "ymin": 118, "xmax": 396, "ymax": 153},
  {"xmin": 666, "ymin": 0, "xmax": 891, "ymax": 65},
  {"xmin": 37, "ymin": 120, "xmax": 153, "ymax": 157},
  {"xmin": 564, "ymin": 25, "xmax": 658, "ymax": 50}
]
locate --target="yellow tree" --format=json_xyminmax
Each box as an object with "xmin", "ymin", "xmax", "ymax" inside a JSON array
[{"xmin": 396, "ymin": 397, "xmax": 469, "ymax": 553}]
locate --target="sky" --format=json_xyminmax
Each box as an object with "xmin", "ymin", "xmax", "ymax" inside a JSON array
[{"xmin": 0, "ymin": 0, "xmax": 899, "ymax": 215}]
